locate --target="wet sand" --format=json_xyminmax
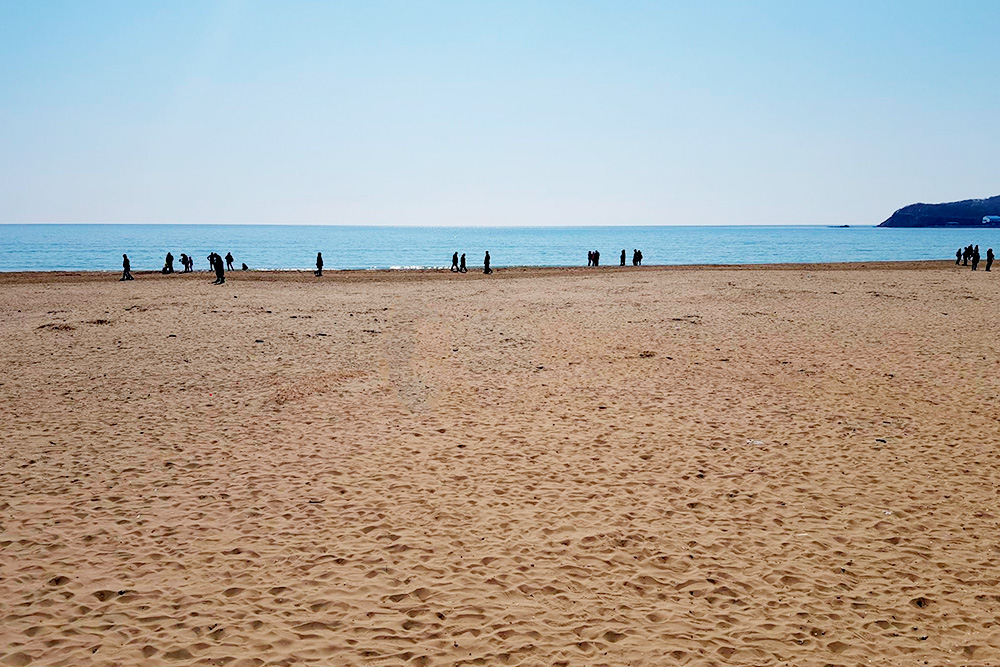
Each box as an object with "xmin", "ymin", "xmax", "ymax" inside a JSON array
[{"xmin": 2, "ymin": 261, "xmax": 1000, "ymax": 666}]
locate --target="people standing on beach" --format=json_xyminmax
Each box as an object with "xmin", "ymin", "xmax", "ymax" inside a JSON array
[
  {"xmin": 963, "ymin": 245, "xmax": 971, "ymax": 266},
  {"xmin": 986, "ymin": 248, "xmax": 994, "ymax": 272},
  {"xmin": 594, "ymin": 250, "xmax": 600, "ymax": 266},
  {"xmin": 451, "ymin": 252, "xmax": 460, "ymax": 272},
  {"xmin": 179, "ymin": 253, "xmax": 188, "ymax": 272},
  {"xmin": 956, "ymin": 248, "xmax": 963, "ymax": 265},
  {"xmin": 587, "ymin": 251, "xmax": 593, "ymax": 267},
  {"xmin": 459, "ymin": 253, "xmax": 467, "ymax": 273},
  {"xmin": 972, "ymin": 245, "xmax": 980, "ymax": 271},
  {"xmin": 164, "ymin": 252, "xmax": 174, "ymax": 273},
  {"xmin": 636, "ymin": 249, "xmax": 643, "ymax": 266},
  {"xmin": 225, "ymin": 252, "xmax": 234, "ymax": 271},
  {"xmin": 620, "ymin": 249, "xmax": 626, "ymax": 266},
  {"xmin": 632, "ymin": 249, "xmax": 638, "ymax": 266},
  {"xmin": 484, "ymin": 251, "xmax": 492, "ymax": 274},
  {"xmin": 315, "ymin": 252, "xmax": 323, "ymax": 277},
  {"xmin": 120, "ymin": 254, "xmax": 133, "ymax": 281}
]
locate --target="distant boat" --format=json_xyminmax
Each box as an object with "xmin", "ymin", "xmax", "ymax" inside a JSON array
[{"xmin": 828, "ymin": 225, "xmax": 850, "ymax": 228}]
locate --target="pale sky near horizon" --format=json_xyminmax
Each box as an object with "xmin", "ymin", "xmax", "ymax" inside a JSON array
[{"xmin": 1, "ymin": 1, "xmax": 998, "ymax": 226}]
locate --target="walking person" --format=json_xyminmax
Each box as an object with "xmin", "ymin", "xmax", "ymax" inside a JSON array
[
  {"xmin": 120, "ymin": 254, "xmax": 133, "ymax": 281},
  {"xmin": 451, "ymin": 252, "xmax": 460, "ymax": 272},
  {"xmin": 483, "ymin": 251, "xmax": 492, "ymax": 274},
  {"xmin": 459, "ymin": 253, "xmax": 467, "ymax": 273},
  {"xmin": 587, "ymin": 250, "xmax": 593, "ymax": 267},
  {"xmin": 315, "ymin": 252, "xmax": 324, "ymax": 276},
  {"xmin": 620, "ymin": 249, "xmax": 626, "ymax": 266},
  {"xmin": 225, "ymin": 252, "xmax": 234, "ymax": 271},
  {"xmin": 987, "ymin": 248, "xmax": 994, "ymax": 272},
  {"xmin": 593, "ymin": 250, "xmax": 600, "ymax": 266},
  {"xmin": 956, "ymin": 248, "xmax": 963, "ymax": 265}
]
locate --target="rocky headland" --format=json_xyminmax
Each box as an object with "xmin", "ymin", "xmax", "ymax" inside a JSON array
[{"xmin": 879, "ymin": 194, "xmax": 1000, "ymax": 227}]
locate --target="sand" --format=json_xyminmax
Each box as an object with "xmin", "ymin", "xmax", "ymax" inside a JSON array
[{"xmin": 2, "ymin": 261, "xmax": 999, "ymax": 666}]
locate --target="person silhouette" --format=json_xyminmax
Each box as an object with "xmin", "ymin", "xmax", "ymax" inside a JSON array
[
  {"xmin": 956, "ymin": 248, "xmax": 962, "ymax": 265},
  {"xmin": 587, "ymin": 250, "xmax": 593, "ymax": 267},
  {"xmin": 593, "ymin": 250, "xmax": 600, "ymax": 266},
  {"xmin": 459, "ymin": 253, "xmax": 467, "ymax": 273},
  {"xmin": 620, "ymin": 249, "xmax": 626, "ymax": 266},
  {"xmin": 484, "ymin": 251, "xmax": 492, "ymax": 274},
  {"xmin": 987, "ymin": 248, "xmax": 995, "ymax": 272},
  {"xmin": 972, "ymin": 245, "xmax": 980, "ymax": 271},
  {"xmin": 315, "ymin": 252, "xmax": 323, "ymax": 276},
  {"xmin": 212, "ymin": 253, "xmax": 226, "ymax": 284},
  {"xmin": 120, "ymin": 254, "xmax": 133, "ymax": 281},
  {"xmin": 632, "ymin": 249, "xmax": 638, "ymax": 266},
  {"xmin": 451, "ymin": 252, "xmax": 460, "ymax": 272},
  {"xmin": 164, "ymin": 252, "xmax": 174, "ymax": 273},
  {"xmin": 225, "ymin": 252, "xmax": 234, "ymax": 271},
  {"xmin": 636, "ymin": 249, "xmax": 643, "ymax": 266}
]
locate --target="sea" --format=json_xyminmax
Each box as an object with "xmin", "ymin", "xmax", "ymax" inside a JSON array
[{"xmin": 1, "ymin": 224, "xmax": 999, "ymax": 272}]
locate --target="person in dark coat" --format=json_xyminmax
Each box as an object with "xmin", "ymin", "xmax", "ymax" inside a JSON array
[
  {"xmin": 620, "ymin": 249, "xmax": 626, "ymax": 266},
  {"xmin": 451, "ymin": 252, "xmax": 460, "ymax": 272},
  {"xmin": 593, "ymin": 250, "xmax": 600, "ymax": 266},
  {"xmin": 165, "ymin": 252, "xmax": 174, "ymax": 273},
  {"xmin": 986, "ymin": 248, "xmax": 994, "ymax": 272},
  {"xmin": 587, "ymin": 250, "xmax": 593, "ymax": 267},
  {"xmin": 972, "ymin": 245, "xmax": 980, "ymax": 271},
  {"xmin": 212, "ymin": 253, "xmax": 225, "ymax": 284},
  {"xmin": 120, "ymin": 254, "xmax": 133, "ymax": 281},
  {"xmin": 225, "ymin": 252, "xmax": 234, "ymax": 271},
  {"xmin": 315, "ymin": 252, "xmax": 323, "ymax": 276},
  {"xmin": 956, "ymin": 248, "xmax": 963, "ymax": 265},
  {"xmin": 459, "ymin": 253, "xmax": 467, "ymax": 273},
  {"xmin": 484, "ymin": 251, "xmax": 492, "ymax": 274},
  {"xmin": 636, "ymin": 249, "xmax": 643, "ymax": 266}
]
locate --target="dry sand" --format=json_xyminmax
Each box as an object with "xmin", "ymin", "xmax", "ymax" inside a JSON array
[{"xmin": 2, "ymin": 261, "xmax": 999, "ymax": 666}]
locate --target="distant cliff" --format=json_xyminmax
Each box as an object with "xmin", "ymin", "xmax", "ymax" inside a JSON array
[{"xmin": 878, "ymin": 195, "xmax": 1000, "ymax": 227}]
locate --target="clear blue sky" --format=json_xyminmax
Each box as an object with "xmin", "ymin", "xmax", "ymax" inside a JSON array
[{"xmin": 1, "ymin": 1, "xmax": 997, "ymax": 225}]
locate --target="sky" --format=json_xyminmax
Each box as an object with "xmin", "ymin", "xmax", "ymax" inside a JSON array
[{"xmin": 1, "ymin": 1, "xmax": 998, "ymax": 226}]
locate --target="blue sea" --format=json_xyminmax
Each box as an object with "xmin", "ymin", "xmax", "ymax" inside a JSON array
[{"xmin": 1, "ymin": 224, "xmax": 998, "ymax": 272}]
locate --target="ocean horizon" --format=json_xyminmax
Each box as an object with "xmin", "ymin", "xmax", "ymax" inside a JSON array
[{"xmin": 2, "ymin": 223, "xmax": 999, "ymax": 272}]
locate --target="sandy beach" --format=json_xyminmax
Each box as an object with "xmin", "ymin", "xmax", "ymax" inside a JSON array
[{"xmin": 2, "ymin": 261, "xmax": 1000, "ymax": 666}]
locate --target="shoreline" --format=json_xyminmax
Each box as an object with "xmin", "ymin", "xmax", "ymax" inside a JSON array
[{"xmin": 0, "ymin": 259, "xmax": 960, "ymax": 284}]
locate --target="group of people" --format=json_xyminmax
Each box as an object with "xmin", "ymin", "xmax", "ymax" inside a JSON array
[
  {"xmin": 449, "ymin": 251, "xmax": 491, "ymax": 274},
  {"xmin": 121, "ymin": 251, "xmax": 245, "ymax": 283},
  {"xmin": 589, "ymin": 249, "xmax": 643, "ymax": 266},
  {"xmin": 956, "ymin": 245, "xmax": 994, "ymax": 272},
  {"xmin": 160, "ymin": 252, "xmax": 196, "ymax": 273}
]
